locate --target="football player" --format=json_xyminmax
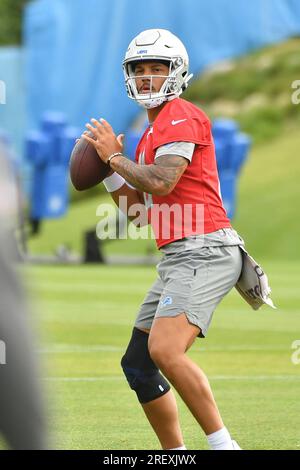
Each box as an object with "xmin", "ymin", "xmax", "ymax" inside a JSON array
[{"xmin": 83, "ymin": 29, "xmax": 243, "ymax": 450}]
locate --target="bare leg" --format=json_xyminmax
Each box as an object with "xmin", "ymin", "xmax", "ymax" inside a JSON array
[
  {"xmin": 142, "ymin": 391, "xmax": 184, "ymax": 450},
  {"xmin": 137, "ymin": 328, "xmax": 184, "ymax": 449},
  {"xmin": 148, "ymin": 314, "xmax": 224, "ymax": 435}
]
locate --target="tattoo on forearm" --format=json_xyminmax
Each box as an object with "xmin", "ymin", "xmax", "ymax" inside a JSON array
[{"xmin": 110, "ymin": 155, "xmax": 188, "ymax": 195}]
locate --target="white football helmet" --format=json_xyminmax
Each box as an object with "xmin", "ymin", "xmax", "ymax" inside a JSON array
[{"xmin": 123, "ymin": 29, "xmax": 193, "ymax": 109}]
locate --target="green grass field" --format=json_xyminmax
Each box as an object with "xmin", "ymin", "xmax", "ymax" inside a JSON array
[{"xmin": 14, "ymin": 260, "xmax": 299, "ymax": 450}]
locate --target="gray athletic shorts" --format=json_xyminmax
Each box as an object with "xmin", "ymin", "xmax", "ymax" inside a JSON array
[{"xmin": 134, "ymin": 230, "xmax": 243, "ymax": 337}]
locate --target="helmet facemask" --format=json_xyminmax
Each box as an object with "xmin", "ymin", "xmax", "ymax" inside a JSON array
[{"xmin": 123, "ymin": 57, "xmax": 191, "ymax": 109}]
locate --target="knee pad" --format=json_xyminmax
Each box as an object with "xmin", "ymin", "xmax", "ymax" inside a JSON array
[{"xmin": 121, "ymin": 327, "xmax": 170, "ymax": 404}]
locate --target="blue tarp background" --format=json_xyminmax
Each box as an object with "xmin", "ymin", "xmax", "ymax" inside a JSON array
[
  {"xmin": 23, "ymin": 0, "xmax": 300, "ymax": 137},
  {"xmin": 1, "ymin": 0, "xmax": 300, "ymax": 160}
]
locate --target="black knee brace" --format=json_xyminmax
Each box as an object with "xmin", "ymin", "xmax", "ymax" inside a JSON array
[{"xmin": 121, "ymin": 327, "xmax": 170, "ymax": 404}]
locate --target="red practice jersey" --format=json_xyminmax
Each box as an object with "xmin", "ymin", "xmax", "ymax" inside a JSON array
[{"xmin": 135, "ymin": 98, "xmax": 231, "ymax": 248}]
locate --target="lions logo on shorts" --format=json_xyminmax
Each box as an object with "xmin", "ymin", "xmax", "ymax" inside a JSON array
[{"xmin": 161, "ymin": 296, "xmax": 173, "ymax": 307}]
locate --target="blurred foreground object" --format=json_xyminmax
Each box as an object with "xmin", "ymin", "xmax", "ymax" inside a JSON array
[
  {"xmin": 0, "ymin": 129, "xmax": 28, "ymax": 257},
  {"xmin": 0, "ymin": 143, "xmax": 46, "ymax": 449}
]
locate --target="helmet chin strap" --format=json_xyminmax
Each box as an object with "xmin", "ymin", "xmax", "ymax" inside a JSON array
[
  {"xmin": 137, "ymin": 94, "xmax": 177, "ymax": 109},
  {"xmin": 135, "ymin": 75, "xmax": 179, "ymax": 109}
]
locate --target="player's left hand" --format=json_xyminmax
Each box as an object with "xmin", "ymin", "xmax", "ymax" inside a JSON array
[{"xmin": 82, "ymin": 118, "xmax": 124, "ymax": 164}]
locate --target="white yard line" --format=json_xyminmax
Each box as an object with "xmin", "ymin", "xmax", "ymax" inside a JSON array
[
  {"xmin": 43, "ymin": 375, "xmax": 300, "ymax": 382},
  {"xmin": 39, "ymin": 345, "xmax": 124, "ymax": 353},
  {"xmin": 38, "ymin": 344, "xmax": 291, "ymax": 353}
]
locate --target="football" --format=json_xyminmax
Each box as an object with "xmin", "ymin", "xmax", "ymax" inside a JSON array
[{"xmin": 69, "ymin": 134, "xmax": 111, "ymax": 191}]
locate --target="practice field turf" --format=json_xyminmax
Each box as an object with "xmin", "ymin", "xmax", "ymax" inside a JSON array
[{"xmin": 12, "ymin": 261, "xmax": 299, "ymax": 450}]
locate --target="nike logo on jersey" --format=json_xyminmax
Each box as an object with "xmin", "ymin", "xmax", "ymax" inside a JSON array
[{"xmin": 171, "ymin": 119, "xmax": 187, "ymax": 125}]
